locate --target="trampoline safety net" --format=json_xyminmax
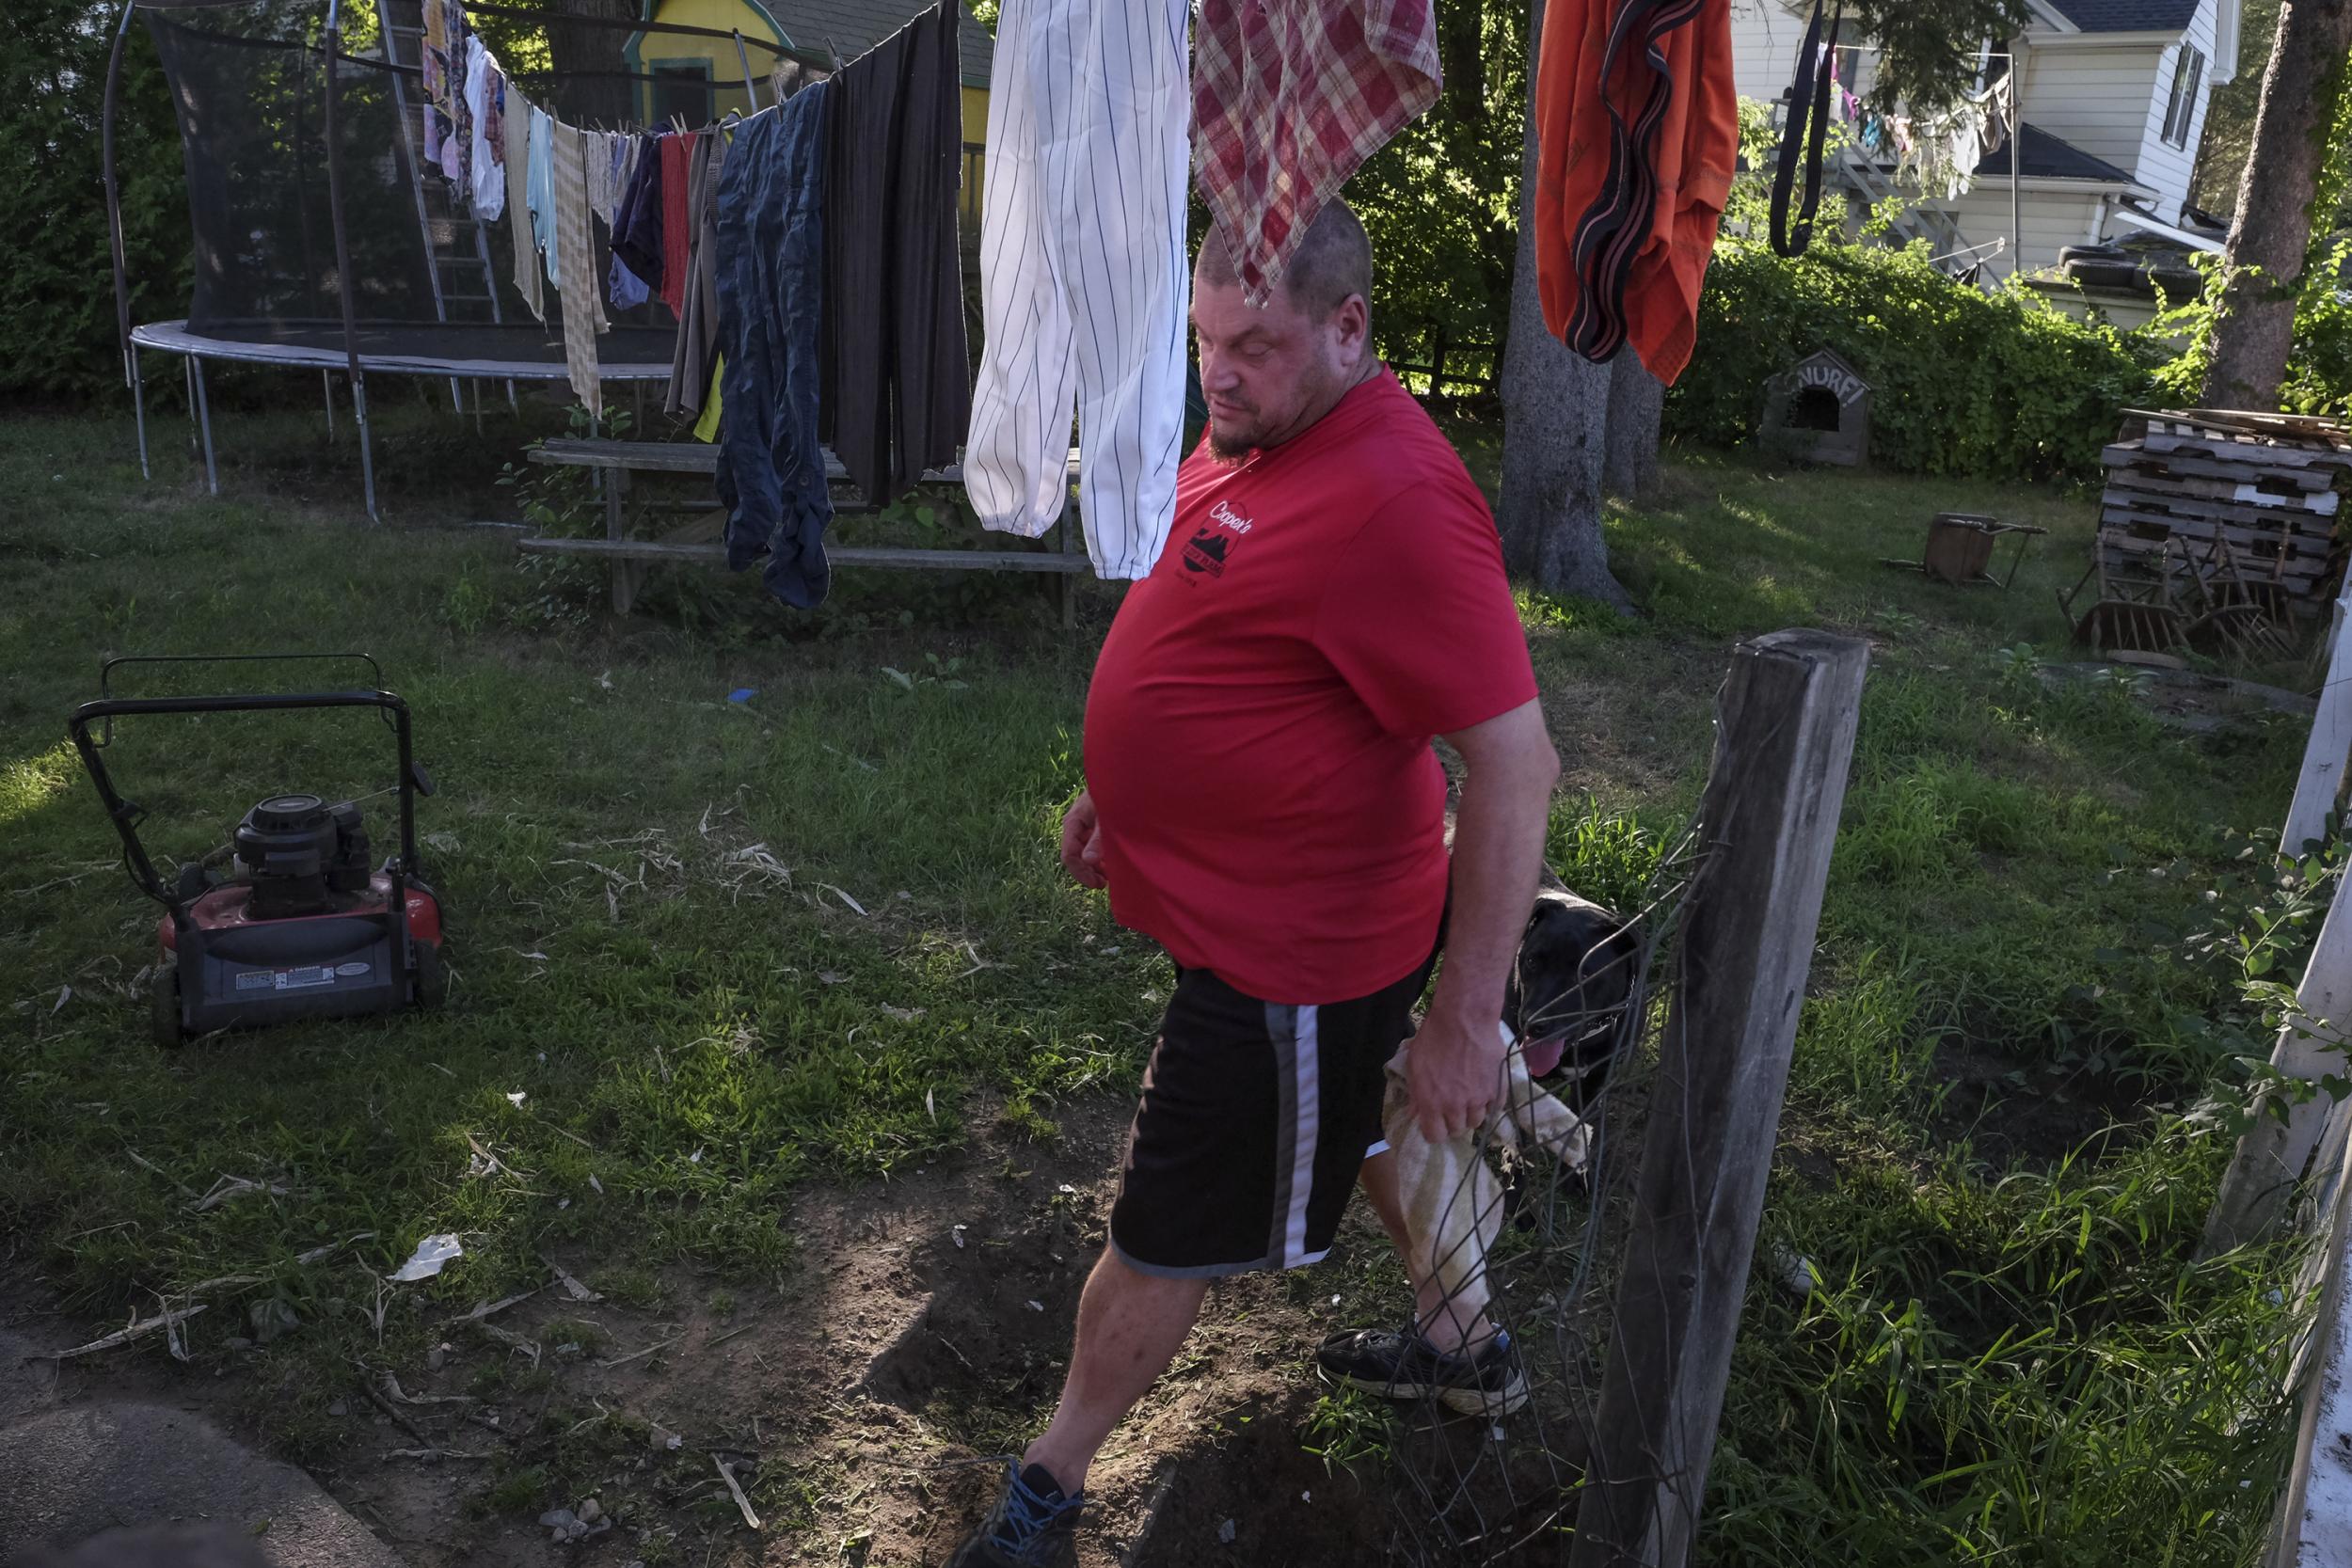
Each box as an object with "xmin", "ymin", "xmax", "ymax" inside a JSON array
[{"xmin": 140, "ymin": 0, "xmax": 775, "ymax": 369}]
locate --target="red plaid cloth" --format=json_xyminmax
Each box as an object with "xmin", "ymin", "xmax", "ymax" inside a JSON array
[{"xmin": 1193, "ymin": 0, "xmax": 1441, "ymax": 306}]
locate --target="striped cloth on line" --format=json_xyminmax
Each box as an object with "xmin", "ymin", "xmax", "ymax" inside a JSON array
[
  {"xmin": 550, "ymin": 120, "xmax": 608, "ymax": 420},
  {"xmin": 965, "ymin": 0, "xmax": 1191, "ymax": 579},
  {"xmin": 1191, "ymin": 0, "xmax": 1439, "ymax": 307}
]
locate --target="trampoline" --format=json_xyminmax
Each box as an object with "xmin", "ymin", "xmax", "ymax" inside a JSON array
[{"xmin": 103, "ymin": 0, "xmax": 832, "ymax": 516}]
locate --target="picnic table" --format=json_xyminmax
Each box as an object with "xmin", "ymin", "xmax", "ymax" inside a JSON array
[{"xmin": 517, "ymin": 439, "xmax": 1089, "ymax": 622}]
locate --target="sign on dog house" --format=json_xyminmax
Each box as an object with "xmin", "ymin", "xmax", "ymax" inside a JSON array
[{"xmin": 1760, "ymin": 349, "xmax": 1872, "ymax": 467}]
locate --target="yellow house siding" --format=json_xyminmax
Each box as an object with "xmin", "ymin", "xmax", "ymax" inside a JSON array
[
  {"xmin": 638, "ymin": 0, "xmax": 992, "ymax": 220},
  {"xmin": 638, "ymin": 0, "xmax": 787, "ymax": 122},
  {"xmin": 960, "ymin": 83, "xmax": 987, "ymax": 217}
]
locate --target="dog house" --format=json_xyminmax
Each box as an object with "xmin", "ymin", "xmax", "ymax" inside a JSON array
[{"xmin": 1760, "ymin": 349, "xmax": 1871, "ymax": 467}]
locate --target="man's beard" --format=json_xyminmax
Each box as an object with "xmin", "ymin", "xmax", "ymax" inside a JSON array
[
  {"xmin": 1214, "ymin": 394, "xmax": 1270, "ymax": 463},
  {"xmin": 1205, "ymin": 423, "xmax": 1257, "ymax": 465}
]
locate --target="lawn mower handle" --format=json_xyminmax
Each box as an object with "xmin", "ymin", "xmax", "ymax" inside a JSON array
[{"xmin": 67, "ymin": 690, "xmax": 428, "ymax": 927}]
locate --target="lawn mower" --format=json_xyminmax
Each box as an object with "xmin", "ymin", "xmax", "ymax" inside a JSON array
[{"xmin": 68, "ymin": 655, "xmax": 447, "ymax": 1048}]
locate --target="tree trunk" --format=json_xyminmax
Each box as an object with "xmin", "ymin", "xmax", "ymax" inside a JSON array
[
  {"xmin": 1497, "ymin": 0, "xmax": 1631, "ymax": 610},
  {"xmin": 1438, "ymin": 0, "xmax": 1486, "ymax": 123},
  {"xmin": 1603, "ymin": 352, "xmax": 1663, "ymax": 500},
  {"xmin": 2201, "ymin": 0, "xmax": 2352, "ymax": 411}
]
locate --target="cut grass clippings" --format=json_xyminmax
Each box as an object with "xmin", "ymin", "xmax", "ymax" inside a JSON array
[{"xmin": 0, "ymin": 406, "xmax": 2320, "ymax": 1564}]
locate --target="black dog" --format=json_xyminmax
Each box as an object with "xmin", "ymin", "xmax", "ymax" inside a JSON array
[{"xmin": 1502, "ymin": 884, "xmax": 1639, "ymax": 1118}]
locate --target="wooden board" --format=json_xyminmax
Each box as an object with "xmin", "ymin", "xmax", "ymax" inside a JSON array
[
  {"xmin": 1922, "ymin": 519, "xmax": 1997, "ymax": 583},
  {"xmin": 2282, "ymin": 596, "xmax": 2352, "ymax": 863},
  {"xmin": 2207, "ymin": 827, "xmax": 2352, "ymax": 1252},
  {"xmin": 2101, "ymin": 449, "xmax": 2339, "ymax": 499},
  {"xmin": 516, "ymin": 536, "xmax": 1092, "ymax": 574},
  {"xmin": 2142, "ymin": 431, "xmax": 2352, "ymax": 471},
  {"xmin": 2100, "ymin": 491, "xmax": 2338, "ymax": 542},
  {"xmin": 2123, "ymin": 407, "xmax": 2352, "ymax": 448},
  {"xmin": 2095, "ymin": 508, "xmax": 2332, "ymax": 566},
  {"xmin": 2101, "ymin": 476, "xmax": 2341, "ymax": 525}
]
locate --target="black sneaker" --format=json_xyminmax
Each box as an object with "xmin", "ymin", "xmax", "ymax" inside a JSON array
[
  {"xmin": 946, "ymin": 1459, "xmax": 1084, "ymax": 1568},
  {"xmin": 1316, "ymin": 1325, "xmax": 1531, "ymax": 1417}
]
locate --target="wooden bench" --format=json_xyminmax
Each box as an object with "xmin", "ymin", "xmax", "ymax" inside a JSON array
[{"xmin": 518, "ymin": 438, "xmax": 1088, "ymax": 619}]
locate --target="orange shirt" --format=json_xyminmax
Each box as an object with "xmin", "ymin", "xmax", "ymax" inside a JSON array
[{"xmin": 1533, "ymin": 0, "xmax": 1738, "ymax": 387}]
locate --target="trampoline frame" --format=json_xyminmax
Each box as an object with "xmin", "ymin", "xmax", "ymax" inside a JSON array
[{"xmin": 103, "ymin": 0, "xmax": 828, "ymax": 518}]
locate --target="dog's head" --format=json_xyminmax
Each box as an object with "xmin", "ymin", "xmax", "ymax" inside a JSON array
[{"xmin": 1504, "ymin": 887, "xmax": 1638, "ymax": 1086}]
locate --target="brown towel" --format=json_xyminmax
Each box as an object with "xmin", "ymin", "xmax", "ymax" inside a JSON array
[{"xmin": 550, "ymin": 121, "xmax": 607, "ymax": 419}]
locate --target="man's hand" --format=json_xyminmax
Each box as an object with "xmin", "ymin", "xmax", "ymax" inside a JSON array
[
  {"xmin": 1405, "ymin": 697, "xmax": 1557, "ymax": 1143},
  {"xmin": 1060, "ymin": 789, "xmax": 1107, "ymax": 889},
  {"xmin": 1404, "ymin": 1005, "xmax": 1507, "ymax": 1144}
]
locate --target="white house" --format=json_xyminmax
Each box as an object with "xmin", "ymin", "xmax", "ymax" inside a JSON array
[{"xmin": 1728, "ymin": 0, "xmax": 2243, "ymax": 293}]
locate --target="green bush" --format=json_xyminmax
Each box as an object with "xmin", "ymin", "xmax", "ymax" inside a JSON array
[
  {"xmin": 1667, "ymin": 238, "xmax": 2163, "ymax": 484},
  {"xmin": 2, "ymin": 1, "xmax": 190, "ymax": 403}
]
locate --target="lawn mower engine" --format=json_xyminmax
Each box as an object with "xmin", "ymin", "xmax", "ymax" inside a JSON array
[
  {"xmin": 69, "ymin": 656, "xmax": 447, "ymax": 1048},
  {"xmin": 159, "ymin": 793, "xmax": 445, "ymax": 1045}
]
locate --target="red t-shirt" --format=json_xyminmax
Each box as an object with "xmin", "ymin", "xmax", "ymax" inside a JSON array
[{"xmin": 1084, "ymin": 368, "xmax": 1538, "ymax": 1005}]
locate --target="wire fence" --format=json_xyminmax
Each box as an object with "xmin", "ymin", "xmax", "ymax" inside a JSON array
[{"xmin": 1381, "ymin": 823, "xmax": 1708, "ymax": 1564}]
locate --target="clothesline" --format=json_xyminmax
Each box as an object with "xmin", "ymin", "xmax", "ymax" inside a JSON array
[{"xmin": 416, "ymin": 0, "xmax": 971, "ymax": 609}]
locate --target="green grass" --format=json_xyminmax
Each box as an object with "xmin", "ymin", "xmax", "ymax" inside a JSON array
[{"xmin": 0, "ymin": 405, "xmax": 2319, "ymax": 1563}]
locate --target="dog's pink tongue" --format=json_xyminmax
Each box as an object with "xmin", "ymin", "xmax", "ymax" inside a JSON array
[{"xmin": 1522, "ymin": 1037, "xmax": 1566, "ymax": 1079}]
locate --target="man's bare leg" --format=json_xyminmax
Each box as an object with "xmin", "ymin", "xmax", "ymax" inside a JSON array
[
  {"xmin": 1021, "ymin": 1248, "xmax": 1210, "ymax": 1494},
  {"xmin": 1357, "ymin": 1149, "xmax": 1497, "ymax": 1354}
]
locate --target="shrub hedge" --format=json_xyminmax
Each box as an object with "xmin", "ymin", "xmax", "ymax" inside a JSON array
[
  {"xmin": 1666, "ymin": 238, "xmax": 2166, "ymax": 485},
  {"xmin": 4, "ymin": 0, "xmax": 189, "ymax": 404}
]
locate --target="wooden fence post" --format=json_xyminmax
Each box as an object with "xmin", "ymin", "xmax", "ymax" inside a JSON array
[
  {"xmin": 1568, "ymin": 628, "xmax": 1868, "ymax": 1568},
  {"xmin": 2262, "ymin": 1102, "xmax": 2352, "ymax": 1565},
  {"xmin": 2208, "ymin": 592, "xmax": 2352, "ymax": 1253},
  {"xmin": 2204, "ymin": 875, "xmax": 2352, "ymax": 1253},
  {"xmin": 2281, "ymin": 593, "xmax": 2352, "ymax": 862}
]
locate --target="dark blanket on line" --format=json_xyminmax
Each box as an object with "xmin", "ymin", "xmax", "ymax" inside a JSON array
[
  {"xmin": 820, "ymin": 0, "xmax": 972, "ymax": 509},
  {"xmin": 715, "ymin": 82, "xmax": 834, "ymax": 608}
]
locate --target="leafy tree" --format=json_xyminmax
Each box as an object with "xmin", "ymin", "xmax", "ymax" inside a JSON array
[
  {"xmin": 2189, "ymin": 0, "xmax": 2280, "ymax": 218},
  {"xmin": 2201, "ymin": 0, "xmax": 2352, "ymax": 410},
  {"xmin": 1, "ymin": 0, "xmax": 188, "ymax": 401},
  {"xmin": 1834, "ymin": 0, "xmax": 2029, "ymax": 111},
  {"xmin": 1348, "ymin": 0, "xmax": 1528, "ymax": 392}
]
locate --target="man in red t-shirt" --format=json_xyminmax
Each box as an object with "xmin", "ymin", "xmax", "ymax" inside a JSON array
[{"xmin": 950, "ymin": 201, "xmax": 1560, "ymax": 1568}]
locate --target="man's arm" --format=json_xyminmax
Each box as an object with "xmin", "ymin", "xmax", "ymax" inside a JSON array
[{"xmin": 1406, "ymin": 698, "xmax": 1560, "ymax": 1143}]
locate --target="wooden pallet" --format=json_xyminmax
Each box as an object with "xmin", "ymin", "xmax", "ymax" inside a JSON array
[{"xmin": 2092, "ymin": 409, "xmax": 2352, "ymax": 626}]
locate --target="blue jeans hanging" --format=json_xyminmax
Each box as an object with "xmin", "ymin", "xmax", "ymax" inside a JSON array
[{"xmin": 715, "ymin": 83, "xmax": 834, "ymax": 610}]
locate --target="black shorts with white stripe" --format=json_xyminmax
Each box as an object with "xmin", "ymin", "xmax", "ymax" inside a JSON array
[{"xmin": 1108, "ymin": 951, "xmax": 1438, "ymax": 1278}]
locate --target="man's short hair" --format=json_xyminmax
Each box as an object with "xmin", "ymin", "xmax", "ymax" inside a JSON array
[{"xmin": 1198, "ymin": 199, "xmax": 1374, "ymax": 321}]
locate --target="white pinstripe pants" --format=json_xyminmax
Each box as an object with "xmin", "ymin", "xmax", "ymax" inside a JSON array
[{"xmin": 965, "ymin": 0, "xmax": 1192, "ymax": 581}]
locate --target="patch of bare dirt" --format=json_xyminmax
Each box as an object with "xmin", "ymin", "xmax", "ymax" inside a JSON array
[
  {"xmin": 1927, "ymin": 1041, "xmax": 2152, "ymax": 1169},
  {"xmin": 7, "ymin": 1094, "xmax": 1437, "ymax": 1568}
]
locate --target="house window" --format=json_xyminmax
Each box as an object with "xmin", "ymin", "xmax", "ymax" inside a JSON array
[
  {"xmin": 2161, "ymin": 44, "xmax": 2205, "ymax": 149},
  {"xmin": 650, "ymin": 62, "xmax": 713, "ymax": 129}
]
